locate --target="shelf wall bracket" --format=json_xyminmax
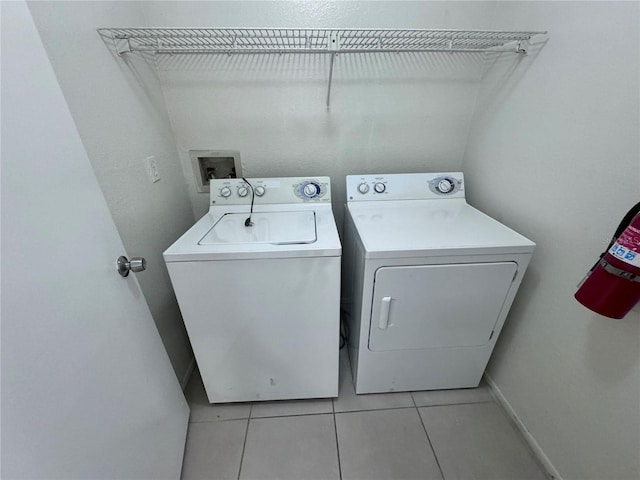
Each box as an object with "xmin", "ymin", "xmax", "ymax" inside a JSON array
[
  {"xmin": 115, "ymin": 37, "xmax": 131, "ymax": 56},
  {"xmin": 328, "ymin": 31, "xmax": 341, "ymax": 52},
  {"xmin": 516, "ymin": 40, "xmax": 529, "ymax": 54}
]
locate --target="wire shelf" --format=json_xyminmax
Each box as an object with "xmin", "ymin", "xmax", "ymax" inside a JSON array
[
  {"xmin": 97, "ymin": 28, "xmax": 547, "ymax": 55},
  {"xmin": 97, "ymin": 27, "xmax": 548, "ymax": 107}
]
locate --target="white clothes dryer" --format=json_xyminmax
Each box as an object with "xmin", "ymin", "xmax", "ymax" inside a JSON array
[
  {"xmin": 165, "ymin": 177, "xmax": 341, "ymax": 403},
  {"xmin": 342, "ymin": 173, "xmax": 535, "ymax": 394}
]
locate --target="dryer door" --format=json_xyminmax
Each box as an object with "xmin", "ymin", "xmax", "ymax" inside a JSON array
[{"xmin": 368, "ymin": 262, "xmax": 517, "ymax": 351}]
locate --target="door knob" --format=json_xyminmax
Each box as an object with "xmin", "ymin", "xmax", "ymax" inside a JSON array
[{"xmin": 117, "ymin": 256, "xmax": 146, "ymax": 277}]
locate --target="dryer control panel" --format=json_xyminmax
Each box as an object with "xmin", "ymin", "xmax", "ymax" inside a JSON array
[
  {"xmin": 347, "ymin": 172, "xmax": 465, "ymax": 201},
  {"xmin": 210, "ymin": 176, "xmax": 332, "ymax": 205}
]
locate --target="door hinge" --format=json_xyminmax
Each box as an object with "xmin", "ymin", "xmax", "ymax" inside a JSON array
[
  {"xmin": 512, "ymin": 269, "xmax": 518, "ymax": 282},
  {"xmin": 489, "ymin": 329, "xmax": 495, "ymax": 340}
]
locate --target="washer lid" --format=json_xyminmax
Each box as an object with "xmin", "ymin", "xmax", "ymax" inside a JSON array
[
  {"xmin": 199, "ymin": 211, "xmax": 316, "ymax": 245},
  {"xmin": 347, "ymin": 199, "xmax": 535, "ymax": 258},
  {"xmin": 163, "ymin": 203, "xmax": 341, "ymax": 261}
]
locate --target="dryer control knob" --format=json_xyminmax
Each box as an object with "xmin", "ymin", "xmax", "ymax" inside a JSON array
[
  {"xmin": 358, "ymin": 183, "xmax": 370, "ymax": 194},
  {"xmin": 436, "ymin": 178, "xmax": 454, "ymax": 194},
  {"xmin": 237, "ymin": 186, "xmax": 249, "ymax": 197},
  {"xmin": 374, "ymin": 182, "xmax": 386, "ymax": 194},
  {"xmin": 254, "ymin": 186, "xmax": 266, "ymax": 197},
  {"xmin": 220, "ymin": 187, "xmax": 232, "ymax": 198}
]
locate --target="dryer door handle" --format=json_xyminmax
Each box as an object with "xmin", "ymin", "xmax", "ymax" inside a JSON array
[{"xmin": 378, "ymin": 296, "xmax": 392, "ymax": 329}]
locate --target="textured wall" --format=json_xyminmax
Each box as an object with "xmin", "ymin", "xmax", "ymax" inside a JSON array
[
  {"xmin": 29, "ymin": 1, "xmax": 196, "ymax": 385},
  {"xmin": 143, "ymin": 1, "xmax": 498, "ymax": 223},
  {"xmin": 463, "ymin": 2, "xmax": 640, "ymax": 479}
]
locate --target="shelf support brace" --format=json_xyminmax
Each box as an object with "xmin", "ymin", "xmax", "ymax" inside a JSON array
[
  {"xmin": 326, "ymin": 31, "xmax": 340, "ymax": 108},
  {"xmin": 326, "ymin": 53, "xmax": 337, "ymax": 108}
]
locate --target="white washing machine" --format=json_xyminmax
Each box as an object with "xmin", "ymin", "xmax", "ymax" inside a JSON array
[
  {"xmin": 164, "ymin": 176, "xmax": 341, "ymax": 403},
  {"xmin": 342, "ymin": 172, "xmax": 535, "ymax": 394}
]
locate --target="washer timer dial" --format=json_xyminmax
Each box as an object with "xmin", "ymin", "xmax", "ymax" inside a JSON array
[
  {"xmin": 254, "ymin": 186, "xmax": 266, "ymax": 197},
  {"xmin": 294, "ymin": 180, "xmax": 326, "ymax": 201},
  {"xmin": 302, "ymin": 182, "xmax": 321, "ymax": 199}
]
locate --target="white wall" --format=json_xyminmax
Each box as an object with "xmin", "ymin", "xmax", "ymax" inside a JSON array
[
  {"xmin": 463, "ymin": 2, "xmax": 640, "ymax": 479},
  {"xmin": 143, "ymin": 1, "xmax": 498, "ymax": 222},
  {"xmin": 28, "ymin": 1, "xmax": 196, "ymax": 384}
]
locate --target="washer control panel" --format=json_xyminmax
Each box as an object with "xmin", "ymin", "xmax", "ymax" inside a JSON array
[
  {"xmin": 347, "ymin": 172, "xmax": 465, "ymax": 201},
  {"xmin": 294, "ymin": 180, "xmax": 329, "ymax": 201},
  {"xmin": 211, "ymin": 176, "xmax": 332, "ymax": 205}
]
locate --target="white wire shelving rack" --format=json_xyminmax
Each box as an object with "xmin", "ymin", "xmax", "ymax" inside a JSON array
[{"xmin": 97, "ymin": 28, "xmax": 548, "ymax": 106}]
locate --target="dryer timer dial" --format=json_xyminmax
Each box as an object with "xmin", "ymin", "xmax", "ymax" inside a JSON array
[
  {"xmin": 429, "ymin": 176, "xmax": 459, "ymax": 195},
  {"xmin": 436, "ymin": 178, "xmax": 454, "ymax": 194}
]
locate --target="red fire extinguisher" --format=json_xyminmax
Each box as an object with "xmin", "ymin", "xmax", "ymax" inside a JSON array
[{"xmin": 575, "ymin": 202, "xmax": 640, "ymax": 319}]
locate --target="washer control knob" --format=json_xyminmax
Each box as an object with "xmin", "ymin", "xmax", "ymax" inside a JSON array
[
  {"xmin": 303, "ymin": 183, "xmax": 320, "ymax": 198},
  {"xmin": 237, "ymin": 186, "xmax": 249, "ymax": 197},
  {"xmin": 220, "ymin": 187, "xmax": 232, "ymax": 198},
  {"xmin": 374, "ymin": 182, "xmax": 386, "ymax": 194},
  {"xmin": 436, "ymin": 178, "xmax": 454, "ymax": 194},
  {"xmin": 254, "ymin": 186, "xmax": 266, "ymax": 197},
  {"xmin": 358, "ymin": 183, "xmax": 370, "ymax": 194}
]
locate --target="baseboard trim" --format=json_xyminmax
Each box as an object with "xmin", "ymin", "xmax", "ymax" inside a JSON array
[
  {"xmin": 180, "ymin": 356, "xmax": 196, "ymax": 391},
  {"xmin": 484, "ymin": 372, "xmax": 563, "ymax": 480}
]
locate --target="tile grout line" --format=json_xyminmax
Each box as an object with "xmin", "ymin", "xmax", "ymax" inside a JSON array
[
  {"xmin": 250, "ymin": 409, "xmax": 332, "ymax": 420},
  {"xmin": 412, "ymin": 392, "xmax": 446, "ymax": 480},
  {"xmin": 334, "ymin": 404, "xmax": 415, "ymax": 415},
  {"xmin": 332, "ymin": 397, "xmax": 343, "ymax": 480},
  {"xmin": 236, "ymin": 404, "xmax": 252, "ymax": 480},
  {"xmin": 413, "ymin": 399, "xmax": 495, "ymax": 409}
]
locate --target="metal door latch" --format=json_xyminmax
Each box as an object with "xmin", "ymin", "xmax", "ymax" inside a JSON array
[{"xmin": 117, "ymin": 256, "xmax": 146, "ymax": 277}]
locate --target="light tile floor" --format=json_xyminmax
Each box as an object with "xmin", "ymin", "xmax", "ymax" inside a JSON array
[{"xmin": 181, "ymin": 350, "xmax": 549, "ymax": 480}]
